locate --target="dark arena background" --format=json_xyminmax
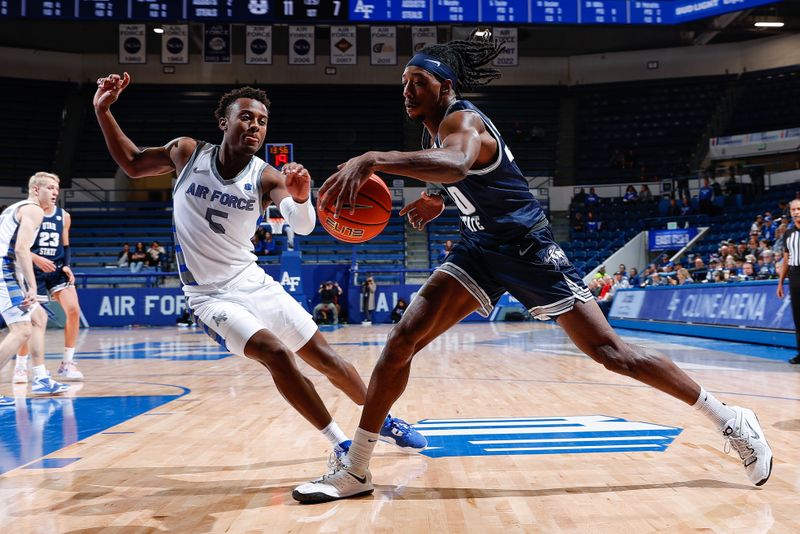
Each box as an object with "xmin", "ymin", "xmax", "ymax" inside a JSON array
[{"xmin": 0, "ymin": 1, "xmax": 799, "ymax": 532}]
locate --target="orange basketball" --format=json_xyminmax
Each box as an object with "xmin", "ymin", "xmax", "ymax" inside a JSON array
[{"xmin": 317, "ymin": 174, "xmax": 392, "ymax": 243}]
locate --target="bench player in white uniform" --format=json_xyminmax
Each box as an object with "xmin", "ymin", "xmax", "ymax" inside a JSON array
[
  {"xmin": 1, "ymin": 172, "xmax": 70, "ymax": 406},
  {"xmin": 93, "ymin": 73, "xmax": 426, "ymax": 457}
]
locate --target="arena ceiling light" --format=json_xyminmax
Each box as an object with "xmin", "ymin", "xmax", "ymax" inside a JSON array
[
  {"xmin": 153, "ymin": 27, "xmax": 164, "ymax": 34},
  {"xmin": 754, "ymin": 21, "xmax": 784, "ymax": 27}
]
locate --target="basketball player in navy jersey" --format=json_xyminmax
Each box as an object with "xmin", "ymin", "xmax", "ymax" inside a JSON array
[
  {"xmin": 14, "ymin": 197, "xmax": 85, "ymax": 384},
  {"xmin": 294, "ymin": 36, "xmax": 772, "ymax": 503},
  {"xmin": 93, "ymin": 73, "xmax": 425, "ymax": 458}
]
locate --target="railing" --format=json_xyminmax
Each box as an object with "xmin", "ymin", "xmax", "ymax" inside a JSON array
[{"xmin": 73, "ymin": 271, "xmax": 178, "ymax": 288}]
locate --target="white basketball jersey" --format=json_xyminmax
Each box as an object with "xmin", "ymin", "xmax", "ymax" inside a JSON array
[
  {"xmin": 0, "ymin": 200, "xmax": 39, "ymax": 262},
  {"xmin": 173, "ymin": 142, "xmax": 268, "ymax": 286}
]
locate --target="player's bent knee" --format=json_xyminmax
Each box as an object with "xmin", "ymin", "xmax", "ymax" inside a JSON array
[{"xmin": 594, "ymin": 344, "xmax": 638, "ymax": 377}]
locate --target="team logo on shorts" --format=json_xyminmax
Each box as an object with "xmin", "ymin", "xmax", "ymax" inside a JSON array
[
  {"xmin": 211, "ymin": 311, "xmax": 228, "ymax": 327},
  {"xmin": 538, "ymin": 244, "xmax": 569, "ymax": 268}
]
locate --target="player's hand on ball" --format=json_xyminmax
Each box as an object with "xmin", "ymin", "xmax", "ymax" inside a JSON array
[
  {"xmin": 319, "ymin": 154, "xmax": 374, "ymax": 217},
  {"xmin": 282, "ymin": 162, "xmax": 311, "ymax": 203},
  {"xmin": 93, "ymin": 72, "xmax": 130, "ymax": 112},
  {"xmin": 399, "ymin": 192, "xmax": 445, "ymax": 231}
]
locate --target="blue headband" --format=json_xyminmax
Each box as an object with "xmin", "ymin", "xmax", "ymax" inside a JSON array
[{"xmin": 406, "ymin": 53, "xmax": 459, "ymax": 89}]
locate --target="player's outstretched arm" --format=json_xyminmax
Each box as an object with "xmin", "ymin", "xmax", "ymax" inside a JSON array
[
  {"xmin": 319, "ymin": 111, "xmax": 482, "ymax": 217},
  {"xmin": 94, "ymin": 72, "xmax": 195, "ymax": 178},
  {"xmin": 263, "ymin": 163, "xmax": 316, "ymax": 235}
]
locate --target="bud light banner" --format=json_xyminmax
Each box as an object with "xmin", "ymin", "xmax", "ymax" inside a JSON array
[
  {"xmin": 162, "ymin": 24, "xmax": 188, "ymax": 64},
  {"xmin": 610, "ymin": 281, "xmax": 794, "ymax": 332},
  {"xmin": 648, "ymin": 228, "xmax": 698, "ymax": 251},
  {"xmin": 204, "ymin": 24, "xmax": 231, "ymax": 64},
  {"xmin": 119, "ymin": 24, "xmax": 145, "ymax": 64},
  {"xmin": 246, "ymin": 25, "xmax": 272, "ymax": 65}
]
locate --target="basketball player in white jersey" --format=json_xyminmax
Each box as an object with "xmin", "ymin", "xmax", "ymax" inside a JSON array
[
  {"xmin": 1, "ymin": 172, "xmax": 71, "ymax": 406},
  {"xmin": 93, "ymin": 73, "xmax": 426, "ymax": 456}
]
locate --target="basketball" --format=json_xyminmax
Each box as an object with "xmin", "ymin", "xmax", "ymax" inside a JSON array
[{"xmin": 317, "ymin": 174, "xmax": 392, "ymax": 243}]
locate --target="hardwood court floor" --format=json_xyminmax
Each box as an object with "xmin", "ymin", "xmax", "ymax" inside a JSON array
[{"xmin": 0, "ymin": 322, "xmax": 798, "ymax": 533}]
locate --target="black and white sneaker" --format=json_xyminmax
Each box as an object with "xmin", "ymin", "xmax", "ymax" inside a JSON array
[
  {"xmin": 293, "ymin": 462, "xmax": 373, "ymax": 504},
  {"xmin": 722, "ymin": 406, "xmax": 773, "ymax": 486}
]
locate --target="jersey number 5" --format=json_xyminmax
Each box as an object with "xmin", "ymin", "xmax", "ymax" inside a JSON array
[
  {"xmin": 205, "ymin": 208, "xmax": 228, "ymax": 234},
  {"xmin": 445, "ymin": 186, "xmax": 477, "ymax": 215}
]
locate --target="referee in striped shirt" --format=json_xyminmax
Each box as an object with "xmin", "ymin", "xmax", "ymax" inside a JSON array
[{"xmin": 778, "ymin": 198, "xmax": 800, "ymax": 364}]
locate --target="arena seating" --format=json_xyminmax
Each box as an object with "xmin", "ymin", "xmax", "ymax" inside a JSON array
[{"xmin": 725, "ymin": 66, "xmax": 800, "ymax": 135}]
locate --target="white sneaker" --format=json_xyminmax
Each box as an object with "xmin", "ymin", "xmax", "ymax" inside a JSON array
[
  {"xmin": 722, "ymin": 406, "xmax": 773, "ymax": 486},
  {"xmin": 13, "ymin": 367, "xmax": 28, "ymax": 384},
  {"xmin": 31, "ymin": 375, "xmax": 70, "ymax": 396},
  {"xmin": 57, "ymin": 361, "xmax": 84, "ymax": 381},
  {"xmin": 293, "ymin": 462, "xmax": 374, "ymax": 504}
]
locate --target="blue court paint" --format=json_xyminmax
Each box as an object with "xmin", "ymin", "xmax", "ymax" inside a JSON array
[
  {"xmin": 416, "ymin": 416, "xmax": 682, "ymax": 458},
  {"xmin": 0, "ymin": 383, "xmax": 189, "ymax": 475},
  {"xmin": 43, "ymin": 340, "xmax": 232, "ymax": 361},
  {"xmin": 24, "ymin": 457, "xmax": 81, "ymax": 469}
]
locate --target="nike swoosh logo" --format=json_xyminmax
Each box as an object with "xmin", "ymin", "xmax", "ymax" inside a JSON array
[
  {"xmin": 745, "ymin": 420, "xmax": 760, "ymax": 440},
  {"xmin": 519, "ymin": 243, "xmax": 535, "ymax": 256},
  {"xmin": 424, "ymin": 59, "xmax": 441, "ymax": 67},
  {"xmin": 193, "ymin": 167, "xmax": 208, "ymax": 173},
  {"xmin": 367, "ymin": 438, "xmax": 377, "ymax": 443},
  {"xmin": 349, "ymin": 471, "xmax": 368, "ymax": 484}
]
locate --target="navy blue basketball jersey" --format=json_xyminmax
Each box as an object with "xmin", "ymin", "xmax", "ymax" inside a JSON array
[
  {"xmin": 425, "ymin": 99, "xmax": 546, "ymax": 246},
  {"xmin": 32, "ymin": 206, "xmax": 65, "ymax": 264}
]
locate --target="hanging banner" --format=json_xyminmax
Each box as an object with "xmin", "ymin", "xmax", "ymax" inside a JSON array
[
  {"xmin": 411, "ymin": 26, "xmax": 437, "ymax": 54},
  {"xmin": 203, "ymin": 24, "xmax": 231, "ymax": 64},
  {"xmin": 330, "ymin": 25, "xmax": 356, "ymax": 65},
  {"xmin": 162, "ymin": 24, "xmax": 188, "ymax": 64},
  {"xmin": 492, "ymin": 27, "xmax": 518, "ymax": 67},
  {"xmin": 246, "ymin": 25, "xmax": 272, "ymax": 65},
  {"xmin": 289, "ymin": 25, "xmax": 315, "ymax": 65},
  {"xmin": 119, "ymin": 24, "xmax": 146, "ymax": 64},
  {"xmin": 370, "ymin": 26, "xmax": 396, "ymax": 66}
]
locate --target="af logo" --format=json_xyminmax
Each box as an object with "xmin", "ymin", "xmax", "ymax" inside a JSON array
[
  {"xmin": 667, "ymin": 293, "xmax": 681, "ymax": 320},
  {"xmin": 211, "ymin": 311, "xmax": 228, "ymax": 327},
  {"xmin": 353, "ymin": 0, "xmax": 375, "ymax": 18},
  {"xmin": 280, "ymin": 271, "xmax": 301, "ymax": 292}
]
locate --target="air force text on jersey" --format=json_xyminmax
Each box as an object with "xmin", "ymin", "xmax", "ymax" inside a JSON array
[{"xmin": 185, "ymin": 182, "xmax": 257, "ymax": 211}]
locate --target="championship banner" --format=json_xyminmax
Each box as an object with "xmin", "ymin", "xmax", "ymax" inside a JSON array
[
  {"xmin": 289, "ymin": 25, "xmax": 315, "ymax": 65},
  {"xmin": 492, "ymin": 27, "xmax": 518, "ymax": 67},
  {"xmin": 246, "ymin": 25, "xmax": 272, "ymax": 65},
  {"xmin": 203, "ymin": 24, "xmax": 231, "ymax": 64},
  {"xmin": 370, "ymin": 26, "xmax": 396, "ymax": 66},
  {"xmin": 161, "ymin": 24, "xmax": 188, "ymax": 64},
  {"xmin": 330, "ymin": 25, "xmax": 356, "ymax": 65},
  {"xmin": 411, "ymin": 26, "xmax": 437, "ymax": 54},
  {"xmin": 119, "ymin": 24, "xmax": 145, "ymax": 64}
]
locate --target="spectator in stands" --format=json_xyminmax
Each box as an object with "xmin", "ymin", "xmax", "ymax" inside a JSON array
[
  {"xmin": 690, "ymin": 256, "xmax": 707, "ymax": 282},
  {"xmin": 585, "ymin": 187, "xmax": 600, "ymax": 207},
  {"xmin": 758, "ymin": 250, "xmax": 777, "ymax": 280},
  {"xmin": 331, "ymin": 280, "xmax": 344, "ymax": 322},
  {"xmin": 116, "ymin": 243, "xmax": 130, "ymax": 268},
  {"xmin": 659, "ymin": 254, "xmax": 675, "ymax": 273},
  {"xmin": 711, "ymin": 177, "xmax": 723, "ymax": 198},
  {"xmin": 314, "ymin": 281, "xmax": 338, "ymax": 325},
  {"xmin": 617, "ymin": 264, "xmax": 627, "ymax": 279},
  {"xmin": 739, "ymin": 262, "xmax": 756, "ymax": 282},
  {"xmin": 723, "ymin": 255, "xmax": 738, "ymax": 279},
  {"xmin": 572, "ymin": 211, "xmax": 585, "ymax": 233},
  {"xmin": 712, "ymin": 270, "xmax": 726, "ymax": 283},
  {"xmin": 679, "ymin": 198, "xmax": 693, "ymax": 217},
  {"xmin": 646, "ymin": 271, "xmax": 667, "ymax": 286},
  {"xmin": 735, "ymin": 241, "xmax": 749, "ymax": 262},
  {"xmin": 675, "ymin": 171, "xmax": 690, "ymax": 201},
  {"xmin": 628, "ymin": 267, "xmax": 641, "ymax": 287},
  {"xmin": 594, "ymin": 264, "xmax": 607, "ymax": 280},
  {"xmin": 750, "ymin": 215, "xmax": 763, "ymax": 235},
  {"xmin": 438, "ymin": 239, "xmax": 454, "ymax": 263},
  {"xmin": 147, "ymin": 241, "xmax": 166, "ymax": 269},
  {"xmin": 666, "ymin": 197, "xmax": 680, "ymax": 217},
  {"xmin": 585, "ymin": 211, "xmax": 600, "ymax": 233},
  {"xmin": 761, "ymin": 215, "xmax": 777, "ymax": 241},
  {"xmin": 774, "ymin": 223, "xmax": 788, "ymax": 256},
  {"xmin": 598, "ymin": 272, "xmax": 627, "ymax": 317},
  {"xmin": 571, "ymin": 187, "xmax": 587, "ymax": 208},
  {"xmin": 671, "ymin": 268, "xmax": 694, "ymax": 286},
  {"xmin": 391, "ymin": 298, "xmax": 407, "ymax": 323},
  {"xmin": 699, "ymin": 178, "xmax": 714, "ymax": 215},
  {"xmin": 361, "ymin": 276, "xmax": 376, "ymax": 324},
  {"xmin": 129, "ymin": 242, "xmax": 147, "ymax": 273},
  {"xmin": 622, "ymin": 185, "xmax": 638, "ymax": 203},
  {"xmin": 638, "ymin": 184, "xmax": 653, "ymax": 202}
]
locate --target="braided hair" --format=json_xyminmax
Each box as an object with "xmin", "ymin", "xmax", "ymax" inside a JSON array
[
  {"xmin": 419, "ymin": 37, "xmax": 505, "ymax": 95},
  {"xmin": 214, "ymin": 86, "xmax": 270, "ymax": 121}
]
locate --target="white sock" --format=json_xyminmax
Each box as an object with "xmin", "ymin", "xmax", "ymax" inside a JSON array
[
  {"xmin": 15, "ymin": 354, "xmax": 29, "ymax": 370},
  {"xmin": 693, "ymin": 387, "xmax": 736, "ymax": 430},
  {"xmin": 347, "ymin": 427, "xmax": 380, "ymax": 476},
  {"xmin": 32, "ymin": 365, "xmax": 48, "ymax": 380},
  {"xmin": 63, "ymin": 347, "xmax": 75, "ymax": 363},
  {"xmin": 321, "ymin": 420, "xmax": 348, "ymax": 448}
]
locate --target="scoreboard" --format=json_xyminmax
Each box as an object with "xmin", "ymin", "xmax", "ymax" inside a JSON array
[{"xmin": 1, "ymin": 0, "xmax": 781, "ymax": 24}]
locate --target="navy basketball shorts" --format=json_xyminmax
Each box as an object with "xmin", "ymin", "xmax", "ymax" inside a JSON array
[
  {"xmin": 35, "ymin": 267, "xmax": 71, "ymax": 301},
  {"xmin": 437, "ymin": 225, "xmax": 592, "ymax": 320}
]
